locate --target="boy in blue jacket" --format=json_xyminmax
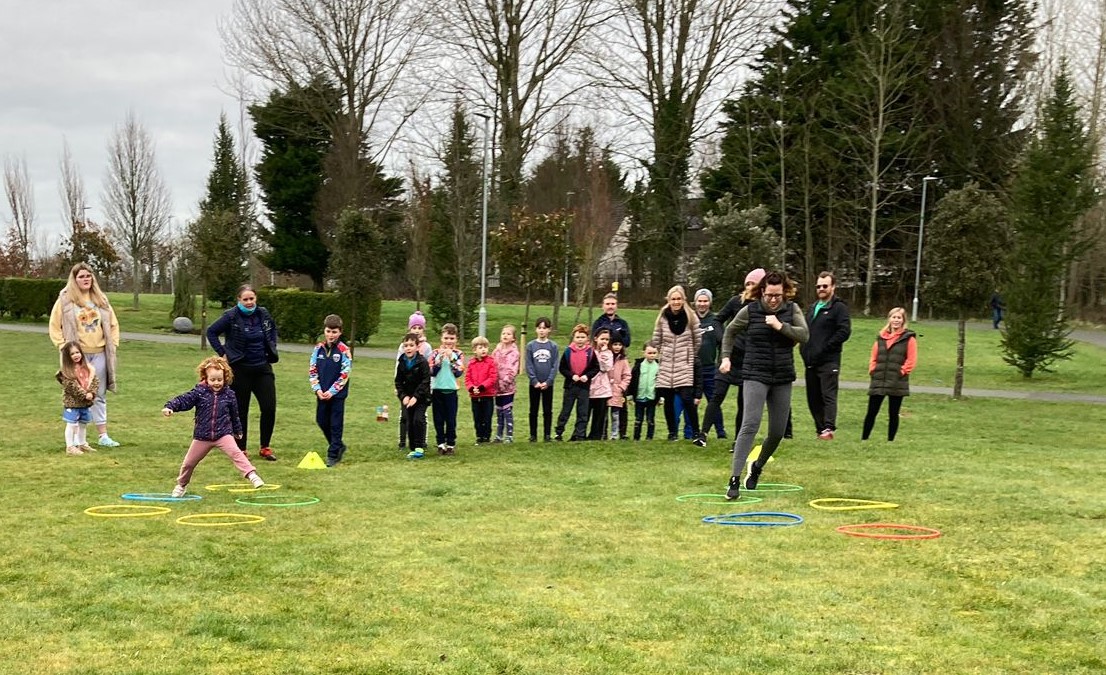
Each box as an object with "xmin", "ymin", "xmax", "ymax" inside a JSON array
[{"xmin": 310, "ymin": 314, "xmax": 353, "ymax": 467}]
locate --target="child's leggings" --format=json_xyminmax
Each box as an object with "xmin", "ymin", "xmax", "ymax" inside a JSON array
[
  {"xmin": 634, "ymin": 399, "xmax": 657, "ymax": 440},
  {"xmin": 495, "ymin": 393, "xmax": 515, "ymax": 440},
  {"xmin": 176, "ymin": 435, "xmax": 257, "ymax": 488}
]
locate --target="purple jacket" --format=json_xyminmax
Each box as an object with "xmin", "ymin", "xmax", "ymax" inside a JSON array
[{"xmin": 164, "ymin": 383, "xmax": 243, "ymax": 441}]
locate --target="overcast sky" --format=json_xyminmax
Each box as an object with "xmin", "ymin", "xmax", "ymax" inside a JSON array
[{"xmin": 0, "ymin": 1, "xmax": 239, "ymax": 252}]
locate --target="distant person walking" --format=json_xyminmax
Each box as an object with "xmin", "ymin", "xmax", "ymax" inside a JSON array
[
  {"xmin": 49, "ymin": 262, "xmax": 121, "ymax": 448},
  {"xmin": 990, "ymin": 291, "xmax": 1005, "ymax": 329},
  {"xmin": 862, "ymin": 307, "xmax": 917, "ymax": 442},
  {"xmin": 207, "ymin": 284, "xmax": 280, "ymax": 461}
]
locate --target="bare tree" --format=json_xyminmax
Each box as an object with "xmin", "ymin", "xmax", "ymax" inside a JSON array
[
  {"xmin": 222, "ymin": 0, "xmax": 426, "ymax": 216},
  {"xmin": 831, "ymin": 2, "xmax": 921, "ymax": 316},
  {"xmin": 429, "ymin": 0, "xmax": 609, "ymax": 213},
  {"xmin": 2, "ymin": 154, "xmax": 36, "ymax": 276},
  {"xmin": 102, "ymin": 111, "xmax": 171, "ymax": 309},
  {"xmin": 594, "ymin": 0, "xmax": 769, "ymax": 290},
  {"xmin": 57, "ymin": 138, "xmax": 87, "ymax": 232}
]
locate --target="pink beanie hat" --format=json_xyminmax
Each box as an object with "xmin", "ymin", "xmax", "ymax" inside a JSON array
[
  {"xmin": 408, "ymin": 311, "xmax": 426, "ymax": 328},
  {"xmin": 744, "ymin": 268, "xmax": 766, "ymax": 285}
]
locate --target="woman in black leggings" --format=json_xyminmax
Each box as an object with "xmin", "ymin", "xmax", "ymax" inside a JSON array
[
  {"xmin": 207, "ymin": 285, "xmax": 280, "ymax": 461},
  {"xmin": 862, "ymin": 307, "xmax": 917, "ymax": 442}
]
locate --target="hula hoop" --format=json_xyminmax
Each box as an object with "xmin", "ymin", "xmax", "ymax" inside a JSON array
[
  {"xmin": 835, "ymin": 523, "xmax": 942, "ymax": 540},
  {"xmin": 205, "ymin": 483, "xmax": 280, "ymax": 492},
  {"xmin": 227, "ymin": 484, "xmax": 280, "ymax": 493},
  {"xmin": 235, "ymin": 495, "xmax": 320, "ymax": 507},
  {"xmin": 702, "ymin": 512, "xmax": 804, "ymax": 527},
  {"xmin": 176, "ymin": 513, "xmax": 265, "ymax": 527},
  {"xmin": 121, "ymin": 493, "xmax": 202, "ymax": 502},
  {"xmin": 676, "ymin": 493, "xmax": 763, "ymax": 505},
  {"xmin": 745, "ymin": 483, "xmax": 804, "ymax": 493},
  {"xmin": 809, "ymin": 498, "xmax": 899, "ymax": 511},
  {"xmin": 84, "ymin": 505, "xmax": 171, "ymax": 518}
]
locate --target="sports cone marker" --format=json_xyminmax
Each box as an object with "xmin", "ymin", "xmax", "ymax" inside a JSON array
[{"xmin": 297, "ymin": 451, "xmax": 329, "ymax": 470}]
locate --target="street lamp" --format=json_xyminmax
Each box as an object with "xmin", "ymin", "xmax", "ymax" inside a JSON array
[
  {"xmin": 476, "ymin": 112, "xmax": 490, "ymax": 338},
  {"xmin": 562, "ymin": 191, "xmax": 575, "ymax": 307},
  {"xmin": 911, "ymin": 176, "xmax": 938, "ymax": 322}
]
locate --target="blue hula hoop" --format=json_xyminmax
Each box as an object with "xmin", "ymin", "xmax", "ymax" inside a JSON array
[
  {"xmin": 702, "ymin": 512, "xmax": 804, "ymax": 527},
  {"xmin": 121, "ymin": 493, "xmax": 203, "ymax": 502}
]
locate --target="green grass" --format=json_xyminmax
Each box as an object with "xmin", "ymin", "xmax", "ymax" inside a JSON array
[
  {"xmin": 10, "ymin": 292, "xmax": 1106, "ymax": 396},
  {"xmin": 1, "ymin": 330, "xmax": 1104, "ymax": 673}
]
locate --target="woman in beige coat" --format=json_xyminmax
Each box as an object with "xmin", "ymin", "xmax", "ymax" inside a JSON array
[
  {"xmin": 49, "ymin": 262, "xmax": 121, "ymax": 447},
  {"xmin": 651, "ymin": 285, "xmax": 703, "ymax": 444}
]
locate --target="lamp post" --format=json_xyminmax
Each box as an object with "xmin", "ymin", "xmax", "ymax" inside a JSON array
[
  {"xmin": 562, "ymin": 191, "xmax": 574, "ymax": 307},
  {"xmin": 477, "ymin": 113, "xmax": 490, "ymax": 338},
  {"xmin": 911, "ymin": 176, "xmax": 938, "ymax": 322}
]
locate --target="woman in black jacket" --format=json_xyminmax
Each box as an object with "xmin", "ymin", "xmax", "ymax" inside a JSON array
[{"xmin": 207, "ymin": 284, "xmax": 280, "ymax": 461}]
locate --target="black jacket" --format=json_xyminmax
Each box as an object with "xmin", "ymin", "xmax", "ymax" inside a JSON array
[
  {"xmin": 800, "ymin": 296, "xmax": 851, "ymax": 367},
  {"xmin": 394, "ymin": 353, "xmax": 432, "ymax": 404}
]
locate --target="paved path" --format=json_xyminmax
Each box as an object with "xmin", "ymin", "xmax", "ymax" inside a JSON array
[{"xmin": 7, "ymin": 321, "xmax": 1106, "ymax": 404}]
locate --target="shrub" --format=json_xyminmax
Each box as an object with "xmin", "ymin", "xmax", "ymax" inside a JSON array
[
  {"xmin": 0, "ymin": 278, "xmax": 67, "ymax": 319},
  {"xmin": 255, "ymin": 288, "xmax": 381, "ymax": 345}
]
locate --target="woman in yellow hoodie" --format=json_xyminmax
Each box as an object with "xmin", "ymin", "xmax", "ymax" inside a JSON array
[{"xmin": 49, "ymin": 263, "xmax": 121, "ymax": 447}]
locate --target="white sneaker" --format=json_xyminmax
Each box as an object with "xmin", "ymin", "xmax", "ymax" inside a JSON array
[
  {"xmin": 171, "ymin": 485, "xmax": 186, "ymax": 498},
  {"xmin": 65, "ymin": 445, "xmax": 83, "ymax": 456},
  {"xmin": 248, "ymin": 472, "xmax": 265, "ymax": 488}
]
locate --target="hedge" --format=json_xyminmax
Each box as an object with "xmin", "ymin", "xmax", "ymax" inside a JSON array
[
  {"xmin": 0, "ymin": 278, "xmax": 66, "ymax": 319},
  {"xmin": 254, "ymin": 288, "xmax": 381, "ymax": 345}
]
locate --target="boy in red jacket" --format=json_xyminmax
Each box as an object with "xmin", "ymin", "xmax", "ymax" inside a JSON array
[{"xmin": 465, "ymin": 336, "xmax": 498, "ymax": 444}]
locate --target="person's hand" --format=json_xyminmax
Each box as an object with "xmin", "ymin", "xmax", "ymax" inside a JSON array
[
  {"xmin": 572, "ymin": 375, "xmax": 580, "ymax": 382},
  {"xmin": 694, "ymin": 398, "xmax": 700, "ymax": 406},
  {"xmin": 235, "ymin": 434, "xmax": 242, "ymax": 440},
  {"xmin": 765, "ymin": 314, "xmax": 782, "ymax": 330},
  {"xmin": 316, "ymin": 390, "xmax": 327, "ymax": 400},
  {"xmin": 162, "ymin": 408, "xmax": 173, "ymax": 417},
  {"xmin": 320, "ymin": 391, "xmax": 332, "ymax": 400},
  {"xmin": 719, "ymin": 357, "xmax": 731, "ymax": 374},
  {"xmin": 580, "ymin": 375, "xmax": 588, "ymax": 383},
  {"xmin": 85, "ymin": 392, "xmax": 94, "ymax": 401}
]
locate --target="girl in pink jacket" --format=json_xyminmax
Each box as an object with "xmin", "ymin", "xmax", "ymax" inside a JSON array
[
  {"xmin": 607, "ymin": 335, "xmax": 633, "ymax": 440},
  {"xmin": 492, "ymin": 325, "xmax": 521, "ymax": 443},
  {"xmin": 588, "ymin": 328, "xmax": 614, "ymax": 440}
]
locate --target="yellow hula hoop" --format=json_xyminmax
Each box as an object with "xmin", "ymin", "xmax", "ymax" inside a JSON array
[
  {"xmin": 176, "ymin": 513, "xmax": 266, "ymax": 527},
  {"xmin": 205, "ymin": 483, "xmax": 280, "ymax": 492},
  {"xmin": 84, "ymin": 505, "xmax": 171, "ymax": 518},
  {"xmin": 808, "ymin": 498, "xmax": 899, "ymax": 511}
]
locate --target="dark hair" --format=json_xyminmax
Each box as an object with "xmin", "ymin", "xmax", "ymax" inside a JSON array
[
  {"xmin": 756, "ymin": 270, "xmax": 798, "ymax": 300},
  {"xmin": 817, "ymin": 271, "xmax": 835, "ymax": 284},
  {"xmin": 324, "ymin": 314, "xmax": 343, "ymax": 329},
  {"xmin": 603, "ymin": 293, "xmax": 618, "ymax": 301},
  {"xmin": 535, "ymin": 317, "xmax": 552, "ymax": 329},
  {"xmin": 236, "ymin": 284, "xmax": 256, "ymax": 299},
  {"xmin": 643, "ymin": 340, "xmax": 659, "ymax": 350},
  {"xmin": 609, "ymin": 333, "xmax": 624, "ymax": 345},
  {"xmin": 441, "ymin": 323, "xmax": 458, "ymax": 336},
  {"xmin": 402, "ymin": 332, "xmax": 420, "ymax": 344}
]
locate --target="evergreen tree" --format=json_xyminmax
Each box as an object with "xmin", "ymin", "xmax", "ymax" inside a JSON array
[
  {"xmin": 196, "ymin": 114, "xmax": 253, "ymax": 305},
  {"xmin": 1002, "ymin": 63, "xmax": 1098, "ymax": 377},
  {"xmin": 691, "ymin": 200, "xmax": 780, "ymax": 298},
  {"xmin": 923, "ymin": 184, "xmax": 1010, "ymax": 397},
  {"xmin": 329, "ymin": 208, "xmax": 384, "ymax": 347},
  {"xmin": 250, "ymin": 79, "xmax": 335, "ymax": 291},
  {"xmin": 427, "ymin": 103, "xmax": 482, "ymax": 339}
]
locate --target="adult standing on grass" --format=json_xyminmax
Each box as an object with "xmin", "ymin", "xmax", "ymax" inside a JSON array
[
  {"xmin": 49, "ymin": 262, "xmax": 121, "ymax": 448},
  {"xmin": 862, "ymin": 307, "xmax": 917, "ymax": 442},
  {"xmin": 799, "ymin": 271, "xmax": 851, "ymax": 440},
  {"xmin": 592, "ymin": 292, "xmax": 632, "ymax": 349},
  {"xmin": 651, "ymin": 285, "xmax": 703, "ymax": 445},
  {"xmin": 719, "ymin": 271, "xmax": 808, "ymax": 501},
  {"xmin": 206, "ymin": 284, "xmax": 280, "ymax": 462}
]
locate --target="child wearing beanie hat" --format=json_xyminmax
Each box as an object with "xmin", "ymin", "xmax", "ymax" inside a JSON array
[{"xmin": 408, "ymin": 311, "xmax": 427, "ymax": 329}]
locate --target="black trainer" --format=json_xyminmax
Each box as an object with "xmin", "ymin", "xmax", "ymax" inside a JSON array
[
  {"xmin": 725, "ymin": 475, "xmax": 740, "ymax": 501},
  {"xmin": 692, "ymin": 435, "xmax": 707, "ymax": 448},
  {"xmin": 744, "ymin": 461, "xmax": 763, "ymax": 491}
]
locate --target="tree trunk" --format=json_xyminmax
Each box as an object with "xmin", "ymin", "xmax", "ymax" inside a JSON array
[
  {"xmin": 954, "ymin": 315, "xmax": 966, "ymax": 399},
  {"xmin": 132, "ymin": 259, "xmax": 140, "ymax": 310},
  {"xmin": 200, "ymin": 288, "xmax": 209, "ymax": 351}
]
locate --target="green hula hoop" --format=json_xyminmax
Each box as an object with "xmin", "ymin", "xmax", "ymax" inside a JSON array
[
  {"xmin": 85, "ymin": 505, "xmax": 171, "ymax": 518},
  {"xmin": 745, "ymin": 483, "xmax": 804, "ymax": 493},
  {"xmin": 235, "ymin": 495, "xmax": 321, "ymax": 507},
  {"xmin": 176, "ymin": 513, "xmax": 265, "ymax": 527},
  {"xmin": 676, "ymin": 493, "xmax": 763, "ymax": 505},
  {"xmin": 809, "ymin": 498, "xmax": 899, "ymax": 511}
]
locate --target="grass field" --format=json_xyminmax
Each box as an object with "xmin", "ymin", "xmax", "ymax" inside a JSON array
[{"xmin": 0, "ymin": 329, "xmax": 1104, "ymax": 673}]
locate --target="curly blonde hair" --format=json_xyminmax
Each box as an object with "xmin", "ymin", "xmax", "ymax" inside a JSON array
[{"xmin": 196, "ymin": 356, "xmax": 234, "ymax": 385}]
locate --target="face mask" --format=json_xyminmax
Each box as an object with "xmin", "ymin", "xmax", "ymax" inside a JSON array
[{"xmin": 237, "ymin": 302, "xmax": 256, "ymax": 315}]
